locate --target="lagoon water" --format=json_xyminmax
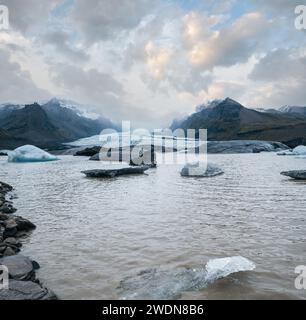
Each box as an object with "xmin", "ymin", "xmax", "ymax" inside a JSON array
[{"xmin": 1, "ymin": 153, "xmax": 306, "ymax": 299}]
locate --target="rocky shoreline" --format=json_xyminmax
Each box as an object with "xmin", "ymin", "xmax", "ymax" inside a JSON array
[{"xmin": 0, "ymin": 181, "xmax": 56, "ymax": 300}]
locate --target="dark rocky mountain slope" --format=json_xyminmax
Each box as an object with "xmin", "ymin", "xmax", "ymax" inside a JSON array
[
  {"xmin": 0, "ymin": 99, "xmax": 118, "ymax": 149},
  {"xmin": 171, "ymin": 98, "xmax": 306, "ymax": 147}
]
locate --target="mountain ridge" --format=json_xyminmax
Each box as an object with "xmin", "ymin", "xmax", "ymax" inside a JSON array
[
  {"xmin": 0, "ymin": 99, "xmax": 118, "ymax": 149},
  {"xmin": 171, "ymin": 98, "xmax": 306, "ymax": 147}
]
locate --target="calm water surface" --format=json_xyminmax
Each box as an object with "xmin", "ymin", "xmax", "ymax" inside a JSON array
[{"xmin": 0, "ymin": 153, "xmax": 306, "ymax": 300}]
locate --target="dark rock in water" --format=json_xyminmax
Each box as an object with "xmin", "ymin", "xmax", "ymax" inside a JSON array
[
  {"xmin": 4, "ymin": 237, "xmax": 22, "ymax": 248},
  {"xmin": 0, "ymin": 237, "xmax": 22, "ymax": 255},
  {"xmin": 0, "ymin": 213, "xmax": 9, "ymax": 220},
  {"xmin": 0, "ymin": 280, "xmax": 57, "ymax": 300},
  {"xmin": 0, "ymin": 181, "xmax": 13, "ymax": 194},
  {"xmin": 281, "ymin": 170, "xmax": 306, "ymax": 180},
  {"xmin": 0, "ymin": 203, "xmax": 17, "ymax": 214},
  {"xmin": 89, "ymin": 153, "xmax": 100, "ymax": 161},
  {"xmin": 4, "ymin": 219, "xmax": 17, "ymax": 229},
  {"xmin": 82, "ymin": 165, "xmax": 150, "ymax": 178},
  {"xmin": 3, "ymin": 219, "xmax": 18, "ymax": 237},
  {"xmin": 32, "ymin": 260, "xmax": 41, "ymax": 270},
  {"xmin": 13, "ymin": 216, "xmax": 36, "ymax": 231},
  {"xmin": 3, "ymin": 246, "xmax": 16, "ymax": 256},
  {"xmin": 74, "ymin": 146, "xmax": 101, "ymax": 156},
  {"xmin": 0, "ymin": 255, "xmax": 36, "ymax": 281}
]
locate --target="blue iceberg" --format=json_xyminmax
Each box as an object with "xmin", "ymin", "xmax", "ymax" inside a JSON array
[{"xmin": 2, "ymin": 145, "xmax": 58, "ymax": 163}]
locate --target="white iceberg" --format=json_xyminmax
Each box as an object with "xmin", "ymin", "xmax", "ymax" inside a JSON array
[
  {"xmin": 1, "ymin": 145, "xmax": 58, "ymax": 163},
  {"xmin": 277, "ymin": 145, "xmax": 306, "ymax": 156},
  {"xmin": 119, "ymin": 256, "xmax": 255, "ymax": 299},
  {"xmin": 181, "ymin": 161, "xmax": 224, "ymax": 177},
  {"xmin": 205, "ymin": 256, "xmax": 256, "ymax": 283}
]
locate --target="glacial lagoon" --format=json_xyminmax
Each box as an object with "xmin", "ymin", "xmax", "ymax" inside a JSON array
[{"xmin": 1, "ymin": 152, "xmax": 306, "ymax": 299}]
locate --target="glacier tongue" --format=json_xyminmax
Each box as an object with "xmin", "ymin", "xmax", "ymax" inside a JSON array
[
  {"xmin": 3, "ymin": 145, "xmax": 58, "ymax": 163},
  {"xmin": 118, "ymin": 256, "xmax": 255, "ymax": 300}
]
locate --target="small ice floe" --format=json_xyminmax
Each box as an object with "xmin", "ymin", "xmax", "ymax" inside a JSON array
[
  {"xmin": 277, "ymin": 145, "xmax": 306, "ymax": 156},
  {"xmin": 118, "ymin": 256, "xmax": 255, "ymax": 300},
  {"xmin": 1, "ymin": 145, "xmax": 58, "ymax": 163},
  {"xmin": 180, "ymin": 161, "xmax": 224, "ymax": 177}
]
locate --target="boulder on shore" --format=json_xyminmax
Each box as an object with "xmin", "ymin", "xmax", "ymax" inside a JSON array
[
  {"xmin": 181, "ymin": 162, "xmax": 224, "ymax": 177},
  {"xmin": 82, "ymin": 165, "xmax": 150, "ymax": 178},
  {"xmin": 0, "ymin": 181, "xmax": 13, "ymax": 194},
  {"xmin": 0, "ymin": 181, "xmax": 56, "ymax": 300},
  {"xmin": 0, "ymin": 255, "xmax": 37, "ymax": 281},
  {"xmin": 0, "ymin": 280, "xmax": 57, "ymax": 300},
  {"xmin": 281, "ymin": 170, "xmax": 306, "ymax": 180}
]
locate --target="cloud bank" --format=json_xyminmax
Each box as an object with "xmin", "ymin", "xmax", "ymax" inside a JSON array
[{"xmin": 0, "ymin": 0, "xmax": 305, "ymax": 127}]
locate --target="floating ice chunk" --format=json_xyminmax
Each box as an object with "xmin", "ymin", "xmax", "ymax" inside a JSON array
[
  {"xmin": 293, "ymin": 145, "xmax": 306, "ymax": 155},
  {"xmin": 205, "ymin": 256, "xmax": 256, "ymax": 283},
  {"xmin": 277, "ymin": 150, "xmax": 294, "ymax": 156},
  {"xmin": 2, "ymin": 145, "xmax": 58, "ymax": 163},
  {"xmin": 181, "ymin": 161, "xmax": 224, "ymax": 177},
  {"xmin": 277, "ymin": 145, "xmax": 306, "ymax": 156},
  {"xmin": 118, "ymin": 256, "xmax": 255, "ymax": 299}
]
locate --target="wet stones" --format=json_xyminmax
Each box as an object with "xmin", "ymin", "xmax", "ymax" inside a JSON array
[
  {"xmin": 0, "ymin": 181, "xmax": 56, "ymax": 300},
  {"xmin": 0, "ymin": 280, "xmax": 57, "ymax": 300}
]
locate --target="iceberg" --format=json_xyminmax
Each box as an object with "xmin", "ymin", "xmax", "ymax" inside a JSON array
[
  {"xmin": 118, "ymin": 256, "xmax": 255, "ymax": 299},
  {"xmin": 277, "ymin": 145, "xmax": 306, "ymax": 156},
  {"xmin": 1, "ymin": 145, "xmax": 58, "ymax": 163},
  {"xmin": 205, "ymin": 256, "xmax": 256, "ymax": 283},
  {"xmin": 181, "ymin": 161, "xmax": 224, "ymax": 177}
]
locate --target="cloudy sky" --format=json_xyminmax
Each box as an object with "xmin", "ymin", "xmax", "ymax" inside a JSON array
[{"xmin": 0, "ymin": 0, "xmax": 305, "ymax": 127}]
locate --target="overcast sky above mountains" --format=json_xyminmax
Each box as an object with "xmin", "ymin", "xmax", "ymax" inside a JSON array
[{"xmin": 0, "ymin": 0, "xmax": 305, "ymax": 127}]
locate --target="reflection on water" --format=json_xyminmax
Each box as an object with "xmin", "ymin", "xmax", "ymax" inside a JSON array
[{"xmin": 0, "ymin": 153, "xmax": 306, "ymax": 300}]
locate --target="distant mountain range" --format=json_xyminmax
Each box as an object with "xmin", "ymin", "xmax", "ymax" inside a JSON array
[
  {"xmin": 2, "ymin": 97, "xmax": 306, "ymax": 150},
  {"xmin": 171, "ymin": 98, "xmax": 306, "ymax": 148},
  {"xmin": 0, "ymin": 98, "xmax": 118, "ymax": 149}
]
